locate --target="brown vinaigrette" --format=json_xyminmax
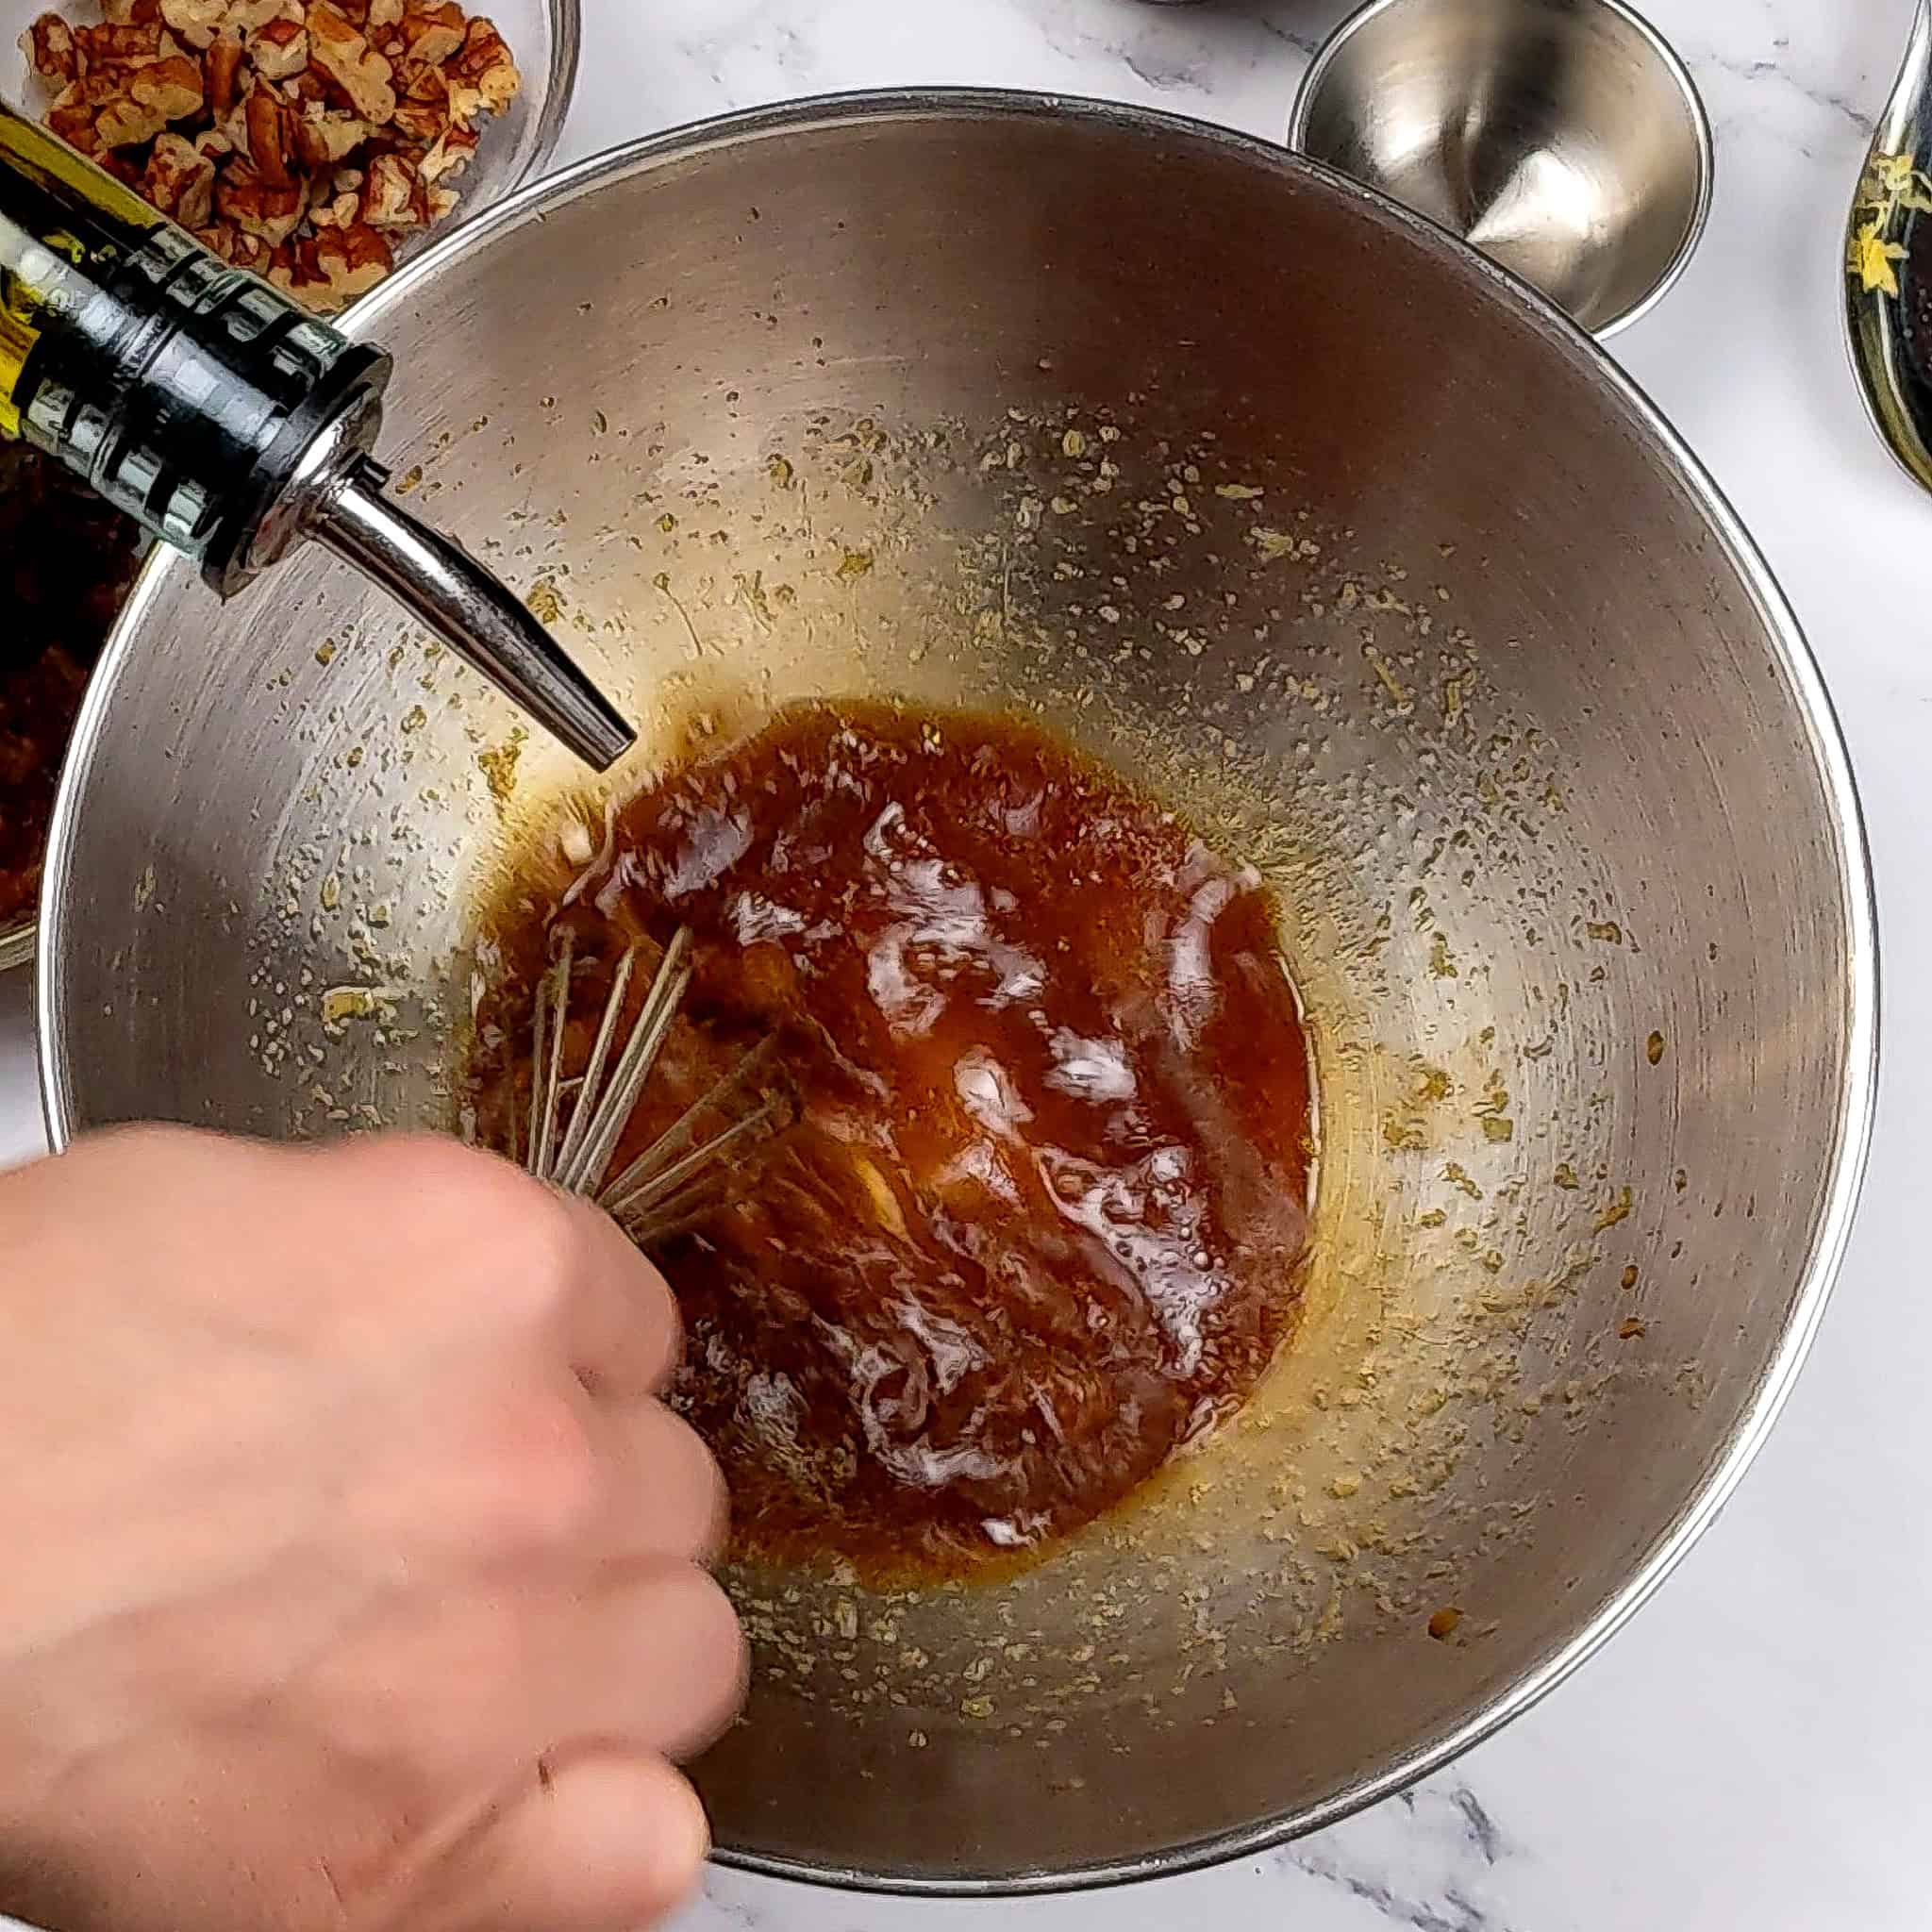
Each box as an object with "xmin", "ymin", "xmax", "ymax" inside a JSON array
[{"xmin": 468, "ymin": 701, "xmax": 1315, "ymax": 1577}]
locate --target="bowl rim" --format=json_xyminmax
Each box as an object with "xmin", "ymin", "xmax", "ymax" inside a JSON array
[
  {"xmin": 1284, "ymin": 0, "xmax": 1716, "ymax": 340},
  {"xmin": 508, "ymin": 0, "xmax": 580, "ymax": 205},
  {"xmin": 37, "ymin": 88, "xmax": 1881, "ymax": 1895}
]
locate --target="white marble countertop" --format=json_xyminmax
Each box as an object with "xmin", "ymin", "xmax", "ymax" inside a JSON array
[{"xmin": 7, "ymin": 1, "xmax": 1932, "ymax": 1926}]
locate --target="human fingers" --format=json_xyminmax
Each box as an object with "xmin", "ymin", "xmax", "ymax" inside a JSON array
[
  {"xmin": 553, "ymin": 1195, "xmax": 683, "ymax": 1403},
  {"xmin": 304, "ymin": 1560, "xmax": 745, "ymax": 1783},
  {"xmin": 569, "ymin": 1391, "xmax": 729, "ymax": 1568},
  {"xmin": 412, "ymin": 1749, "xmax": 708, "ymax": 1932}
]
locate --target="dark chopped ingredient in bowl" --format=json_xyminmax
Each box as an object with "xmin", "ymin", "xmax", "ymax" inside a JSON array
[
  {"xmin": 0, "ymin": 446, "xmax": 143, "ymax": 930},
  {"xmin": 470, "ymin": 700, "xmax": 1317, "ymax": 1579}
]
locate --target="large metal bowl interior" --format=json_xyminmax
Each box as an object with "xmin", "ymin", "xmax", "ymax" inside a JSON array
[{"xmin": 39, "ymin": 94, "xmax": 1874, "ymax": 1891}]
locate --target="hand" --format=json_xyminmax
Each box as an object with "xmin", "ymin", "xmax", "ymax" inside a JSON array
[{"xmin": 0, "ymin": 1126, "xmax": 743, "ymax": 1932}]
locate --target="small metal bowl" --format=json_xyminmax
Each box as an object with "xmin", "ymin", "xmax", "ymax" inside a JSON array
[{"xmin": 1289, "ymin": 0, "xmax": 1713, "ymax": 338}]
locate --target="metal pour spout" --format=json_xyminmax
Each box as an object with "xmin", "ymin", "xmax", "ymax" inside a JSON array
[{"xmin": 317, "ymin": 456, "xmax": 633, "ymax": 771}]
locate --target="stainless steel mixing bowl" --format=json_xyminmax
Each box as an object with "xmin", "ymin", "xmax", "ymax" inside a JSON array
[{"xmin": 38, "ymin": 93, "xmax": 1875, "ymax": 1892}]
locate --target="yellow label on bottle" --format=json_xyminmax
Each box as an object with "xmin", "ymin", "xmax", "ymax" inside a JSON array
[
  {"xmin": 0, "ymin": 308, "xmax": 30, "ymax": 436},
  {"xmin": 0, "ymin": 103, "xmax": 162, "ymax": 235},
  {"xmin": 1, "ymin": 103, "xmax": 167, "ymax": 437}
]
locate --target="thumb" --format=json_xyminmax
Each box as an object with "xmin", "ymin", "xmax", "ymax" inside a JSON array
[{"xmin": 417, "ymin": 1750, "xmax": 710, "ymax": 1932}]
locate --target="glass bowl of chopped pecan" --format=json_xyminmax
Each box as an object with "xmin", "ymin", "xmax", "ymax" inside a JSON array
[{"xmin": 0, "ymin": 0, "xmax": 574, "ymax": 969}]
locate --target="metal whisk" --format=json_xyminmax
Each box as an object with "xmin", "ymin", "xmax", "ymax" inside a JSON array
[{"xmin": 520, "ymin": 925, "xmax": 796, "ymax": 1246}]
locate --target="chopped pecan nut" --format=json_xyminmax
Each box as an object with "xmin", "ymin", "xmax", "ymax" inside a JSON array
[
  {"xmin": 267, "ymin": 218, "xmax": 390, "ymax": 309},
  {"xmin": 139, "ymin": 46, "xmax": 203, "ymax": 105},
  {"xmin": 358, "ymin": 146, "xmax": 426, "ymax": 226},
  {"xmin": 92, "ymin": 50, "xmax": 203, "ymax": 147},
  {"xmin": 291, "ymin": 97, "xmax": 369, "ymax": 167},
  {"xmin": 222, "ymin": 0, "xmax": 286, "ymax": 35},
  {"xmin": 387, "ymin": 57, "xmax": 447, "ymax": 136},
  {"xmin": 200, "ymin": 25, "xmax": 243, "ymax": 112},
  {"xmin": 307, "ymin": 160, "xmax": 362, "ymax": 227},
  {"xmin": 242, "ymin": 79, "xmax": 296, "ymax": 184},
  {"xmin": 158, "ymin": 0, "xmax": 225, "ymax": 49},
  {"xmin": 20, "ymin": 12, "xmax": 79, "ymax": 82},
  {"xmin": 74, "ymin": 19, "xmax": 164, "ymax": 68},
  {"xmin": 215, "ymin": 154, "xmax": 303, "ymax": 244},
  {"xmin": 89, "ymin": 50, "xmax": 205, "ymax": 145},
  {"xmin": 247, "ymin": 12, "xmax": 308, "ymax": 80},
  {"xmin": 307, "ymin": 0, "xmax": 394, "ymax": 123},
  {"xmin": 141, "ymin": 126, "xmax": 217, "ymax": 225},
  {"xmin": 92, "ymin": 94, "xmax": 164, "ymax": 146},
  {"xmin": 388, "ymin": 94, "xmax": 439, "ymax": 141},
  {"xmin": 329, "ymin": 216, "xmax": 391, "ymax": 272},
  {"xmin": 395, "ymin": 1, "xmax": 461, "ymax": 66},
  {"xmin": 45, "ymin": 74, "xmax": 115, "ymax": 150},
  {"xmin": 446, "ymin": 13, "xmax": 512, "ymax": 111},
  {"xmin": 307, "ymin": 185, "xmax": 356, "ymax": 226},
  {"xmin": 416, "ymin": 114, "xmax": 475, "ymax": 184}
]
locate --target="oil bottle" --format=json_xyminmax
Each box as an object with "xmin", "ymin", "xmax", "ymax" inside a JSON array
[{"xmin": 0, "ymin": 100, "xmax": 628, "ymax": 768}]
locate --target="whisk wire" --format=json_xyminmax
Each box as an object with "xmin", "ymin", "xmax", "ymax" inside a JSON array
[
  {"xmin": 607, "ymin": 1083, "xmax": 793, "ymax": 1222},
  {"xmin": 551, "ymin": 925, "xmax": 692, "ymax": 1197},
  {"xmin": 519, "ymin": 922, "xmax": 793, "ymax": 1243},
  {"xmin": 601, "ymin": 1033, "xmax": 784, "ymax": 1216},
  {"xmin": 615, "ymin": 1177, "xmax": 737, "ymax": 1247},
  {"xmin": 549, "ymin": 941, "xmax": 638, "ymax": 1183},
  {"xmin": 530, "ymin": 929, "xmax": 574, "ymax": 1180}
]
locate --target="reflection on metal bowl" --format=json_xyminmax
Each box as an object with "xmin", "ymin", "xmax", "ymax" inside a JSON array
[{"xmin": 38, "ymin": 94, "xmax": 1875, "ymax": 1892}]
